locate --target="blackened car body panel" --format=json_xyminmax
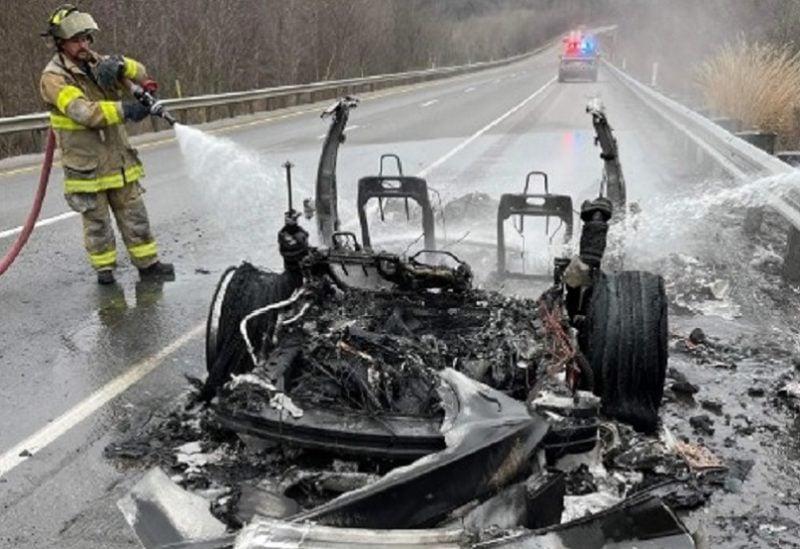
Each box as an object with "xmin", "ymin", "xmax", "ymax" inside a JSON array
[
  {"xmin": 230, "ymin": 494, "xmax": 694, "ymax": 549},
  {"xmin": 293, "ymin": 369, "xmax": 550, "ymax": 529},
  {"xmin": 477, "ymin": 493, "xmax": 695, "ymax": 549}
]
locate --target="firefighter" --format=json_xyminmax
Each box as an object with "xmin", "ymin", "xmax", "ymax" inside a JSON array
[{"xmin": 39, "ymin": 4, "xmax": 174, "ymax": 285}]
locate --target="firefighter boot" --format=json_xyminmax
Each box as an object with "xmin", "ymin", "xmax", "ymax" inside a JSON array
[
  {"xmin": 138, "ymin": 261, "xmax": 175, "ymax": 281},
  {"xmin": 97, "ymin": 269, "xmax": 116, "ymax": 285}
]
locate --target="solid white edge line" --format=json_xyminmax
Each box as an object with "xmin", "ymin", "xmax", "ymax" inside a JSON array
[
  {"xmin": 343, "ymin": 75, "xmax": 556, "ymax": 233},
  {"xmin": 0, "ymin": 211, "xmax": 79, "ymax": 241},
  {"xmin": 0, "ymin": 323, "xmax": 204, "ymax": 479}
]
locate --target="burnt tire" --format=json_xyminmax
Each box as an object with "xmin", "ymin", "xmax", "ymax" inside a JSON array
[
  {"xmin": 202, "ymin": 263, "xmax": 298, "ymax": 401},
  {"xmin": 580, "ymin": 271, "xmax": 668, "ymax": 433},
  {"xmin": 206, "ymin": 265, "xmax": 237, "ymax": 372}
]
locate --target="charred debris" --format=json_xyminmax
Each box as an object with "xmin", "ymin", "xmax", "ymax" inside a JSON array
[{"xmin": 107, "ymin": 97, "xmax": 721, "ymax": 548}]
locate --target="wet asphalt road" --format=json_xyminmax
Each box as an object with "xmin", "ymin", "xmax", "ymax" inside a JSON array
[{"xmin": 0, "ymin": 45, "xmax": 699, "ymax": 547}]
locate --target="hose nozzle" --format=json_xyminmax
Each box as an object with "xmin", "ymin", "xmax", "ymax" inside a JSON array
[{"xmin": 128, "ymin": 82, "xmax": 176, "ymax": 126}]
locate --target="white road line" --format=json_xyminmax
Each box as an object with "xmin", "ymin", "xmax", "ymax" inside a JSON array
[
  {"xmin": 317, "ymin": 124, "xmax": 361, "ymax": 140},
  {"xmin": 417, "ymin": 76, "xmax": 556, "ymax": 178},
  {"xmin": 464, "ymin": 87, "xmax": 476, "ymax": 93},
  {"xmin": 421, "ymin": 99, "xmax": 439, "ymax": 108},
  {"xmin": 0, "ymin": 323, "xmax": 204, "ymax": 479},
  {"xmin": 345, "ymin": 76, "xmax": 556, "ymax": 233},
  {"xmin": 0, "ymin": 211, "xmax": 78, "ymax": 240}
]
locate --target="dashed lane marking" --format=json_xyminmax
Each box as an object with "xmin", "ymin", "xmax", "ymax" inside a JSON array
[
  {"xmin": 417, "ymin": 76, "xmax": 555, "ymax": 178},
  {"xmin": 0, "ymin": 67, "xmax": 518, "ymax": 180}
]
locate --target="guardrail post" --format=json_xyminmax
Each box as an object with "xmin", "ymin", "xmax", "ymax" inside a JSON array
[
  {"xmin": 737, "ymin": 131, "xmax": 777, "ymax": 234},
  {"xmin": 31, "ymin": 128, "xmax": 42, "ymax": 151},
  {"xmin": 776, "ymin": 151, "xmax": 800, "ymax": 166},
  {"xmin": 705, "ymin": 118, "xmax": 742, "ymax": 177},
  {"xmin": 736, "ymin": 131, "xmax": 776, "ymax": 155},
  {"xmin": 711, "ymin": 117, "xmax": 742, "ymax": 133}
]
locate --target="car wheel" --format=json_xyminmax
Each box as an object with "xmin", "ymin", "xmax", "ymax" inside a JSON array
[
  {"xmin": 206, "ymin": 265, "xmax": 237, "ymax": 372},
  {"xmin": 579, "ymin": 271, "xmax": 668, "ymax": 433},
  {"xmin": 203, "ymin": 263, "xmax": 298, "ymax": 399}
]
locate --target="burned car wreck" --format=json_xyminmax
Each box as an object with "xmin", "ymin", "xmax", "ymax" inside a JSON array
[{"xmin": 110, "ymin": 97, "xmax": 713, "ymax": 549}]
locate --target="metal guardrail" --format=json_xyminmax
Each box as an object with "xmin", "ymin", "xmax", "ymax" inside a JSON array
[
  {"xmin": 0, "ymin": 50, "xmax": 541, "ymax": 137},
  {"xmin": 603, "ymin": 60, "xmax": 800, "ymax": 231}
]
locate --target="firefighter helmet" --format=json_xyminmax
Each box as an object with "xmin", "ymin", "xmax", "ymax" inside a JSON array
[{"xmin": 43, "ymin": 4, "xmax": 99, "ymax": 40}]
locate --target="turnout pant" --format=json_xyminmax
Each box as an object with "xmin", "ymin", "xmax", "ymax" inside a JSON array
[{"xmin": 65, "ymin": 181, "xmax": 159, "ymax": 271}]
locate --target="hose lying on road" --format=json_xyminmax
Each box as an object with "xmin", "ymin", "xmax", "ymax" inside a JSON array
[{"xmin": 0, "ymin": 129, "xmax": 56, "ymax": 276}]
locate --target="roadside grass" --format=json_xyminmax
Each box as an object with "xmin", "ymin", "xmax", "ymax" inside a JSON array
[{"xmin": 696, "ymin": 40, "xmax": 800, "ymax": 139}]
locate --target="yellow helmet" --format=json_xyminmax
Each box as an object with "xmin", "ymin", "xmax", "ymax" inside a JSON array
[{"xmin": 44, "ymin": 4, "xmax": 99, "ymax": 40}]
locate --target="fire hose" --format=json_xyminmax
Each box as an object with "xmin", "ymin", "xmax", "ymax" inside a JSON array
[
  {"xmin": 0, "ymin": 129, "xmax": 56, "ymax": 277},
  {"xmin": 127, "ymin": 79, "xmax": 176, "ymax": 126},
  {"xmin": 0, "ymin": 80, "xmax": 175, "ymax": 277},
  {"xmin": 0, "ymin": 81, "xmax": 176, "ymax": 276}
]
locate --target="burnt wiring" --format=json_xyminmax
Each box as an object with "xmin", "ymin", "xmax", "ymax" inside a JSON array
[
  {"xmin": 537, "ymin": 293, "xmax": 592, "ymax": 394},
  {"xmin": 240, "ymin": 287, "xmax": 310, "ymax": 366}
]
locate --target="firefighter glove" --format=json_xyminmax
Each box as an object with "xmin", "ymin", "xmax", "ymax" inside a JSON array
[
  {"xmin": 122, "ymin": 101, "xmax": 150, "ymax": 122},
  {"xmin": 96, "ymin": 55, "xmax": 125, "ymax": 89}
]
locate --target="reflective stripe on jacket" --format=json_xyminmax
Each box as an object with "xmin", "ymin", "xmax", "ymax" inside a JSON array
[{"xmin": 40, "ymin": 52, "xmax": 148, "ymax": 194}]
